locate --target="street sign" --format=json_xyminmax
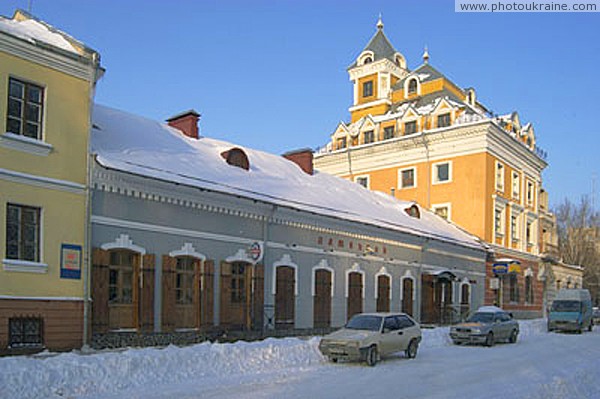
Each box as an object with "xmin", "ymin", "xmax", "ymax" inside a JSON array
[{"xmin": 492, "ymin": 263, "xmax": 508, "ymax": 274}]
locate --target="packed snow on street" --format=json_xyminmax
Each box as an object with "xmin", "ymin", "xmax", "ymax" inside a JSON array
[{"xmin": 1, "ymin": 319, "xmax": 599, "ymax": 399}]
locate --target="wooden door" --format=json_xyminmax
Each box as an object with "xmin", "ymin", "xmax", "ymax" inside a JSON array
[
  {"xmin": 421, "ymin": 274, "xmax": 436, "ymax": 324},
  {"xmin": 275, "ymin": 266, "xmax": 295, "ymax": 329},
  {"xmin": 402, "ymin": 278, "xmax": 414, "ymax": 317},
  {"xmin": 347, "ymin": 272, "xmax": 363, "ymax": 321},
  {"xmin": 376, "ymin": 275, "xmax": 390, "ymax": 312},
  {"xmin": 313, "ymin": 269, "xmax": 332, "ymax": 328},
  {"xmin": 108, "ymin": 250, "xmax": 139, "ymax": 330},
  {"xmin": 220, "ymin": 261, "xmax": 251, "ymax": 330}
]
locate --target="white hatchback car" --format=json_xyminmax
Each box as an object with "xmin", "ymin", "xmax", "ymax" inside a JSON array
[{"xmin": 318, "ymin": 312, "xmax": 422, "ymax": 366}]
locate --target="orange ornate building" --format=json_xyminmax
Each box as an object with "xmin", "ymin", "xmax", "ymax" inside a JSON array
[{"xmin": 314, "ymin": 18, "xmax": 550, "ymax": 318}]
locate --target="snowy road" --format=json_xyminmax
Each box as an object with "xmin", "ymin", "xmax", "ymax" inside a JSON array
[{"xmin": 1, "ymin": 320, "xmax": 599, "ymax": 399}]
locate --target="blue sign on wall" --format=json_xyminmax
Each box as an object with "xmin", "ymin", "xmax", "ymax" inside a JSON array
[
  {"xmin": 60, "ymin": 244, "xmax": 82, "ymax": 279},
  {"xmin": 492, "ymin": 263, "xmax": 509, "ymax": 274}
]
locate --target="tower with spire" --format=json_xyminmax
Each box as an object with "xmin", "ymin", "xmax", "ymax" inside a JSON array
[{"xmin": 347, "ymin": 16, "xmax": 408, "ymax": 123}]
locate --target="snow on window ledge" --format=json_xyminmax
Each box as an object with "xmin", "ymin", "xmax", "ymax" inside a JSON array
[
  {"xmin": 3, "ymin": 259, "xmax": 48, "ymax": 273},
  {"xmin": 0, "ymin": 132, "xmax": 53, "ymax": 156}
]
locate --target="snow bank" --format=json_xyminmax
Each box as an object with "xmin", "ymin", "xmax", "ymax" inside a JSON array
[{"xmin": 0, "ymin": 320, "xmax": 549, "ymax": 399}]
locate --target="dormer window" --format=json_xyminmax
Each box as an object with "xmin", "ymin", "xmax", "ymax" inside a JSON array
[
  {"xmin": 404, "ymin": 204, "xmax": 420, "ymax": 219},
  {"xmin": 408, "ymin": 79, "xmax": 418, "ymax": 95},
  {"xmin": 363, "ymin": 56, "xmax": 372, "ymax": 64},
  {"xmin": 221, "ymin": 148, "xmax": 250, "ymax": 171}
]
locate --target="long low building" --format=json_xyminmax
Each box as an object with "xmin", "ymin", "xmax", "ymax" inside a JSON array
[{"xmin": 90, "ymin": 104, "xmax": 487, "ymax": 347}]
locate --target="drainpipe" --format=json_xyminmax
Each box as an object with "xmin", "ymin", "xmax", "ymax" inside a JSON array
[
  {"xmin": 416, "ymin": 237, "xmax": 430, "ymax": 323},
  {"xmin": 346, "ymin": 146, "xmax": 354, "ymax": 181},
  {"xmin": 260, "ymin": 204, "xmax": 277, "ymax": 332}
]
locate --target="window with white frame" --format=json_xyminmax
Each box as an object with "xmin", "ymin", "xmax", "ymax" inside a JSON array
[
  {"xmin": 495, "ymin": 162, "xmax": 505, "ymax": 191},
  {"xmin": 355, "ymin": 175, "xmax": 369, "ymax": 189},
  {"xmin": 494, "ymin": 205, "xmax": 505, "ymax": 237},
  {"xmin": 399, "ymin": 167, "xmax": 416, "ymax": 189},
  {"xmin": 383, "ymin": 126, "xmax": 395, "ymax": 140},
  {"xmin": 6, "ymin": 203, "xmax": 41, "ymax": 262},
  {"xmin": 337, "ymin": 137, "xmax": 347, "ymax": 150},
  {"xmin": 7, "ymin": 77, "xmax": 44, "ymax": 140},
  {"xmin": 437, "ymin": 113, "xmax": 451, "ymax": 128},
  {"xmin": 433, "ymin": 161, "xmax": 452, "ymax": 184},
  {"xmin": 510, "ymin": 213, "xmax": 519, "ymax": 242},
  {"xmin": 526, "ymin": 181, "xmax": 534, "ymax": 206},
  {"xmin": 432, "ymin": 204, "xmax": 451, "ymax": 221},
  {"xmin": 512, "ymin": 172, "xmax": 520, "ymax": 199}
]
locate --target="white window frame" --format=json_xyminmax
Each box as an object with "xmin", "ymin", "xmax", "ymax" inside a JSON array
[
  {"xmin": 526, "ymin": 180, "xmax": 534, "ymax": 206},
  {"xmin": 432, "ymin": 161, "xmax": 452, "ymax": 184},
  {"xmin": 493, "ymin": 196, "xmax": 508, "ymax": 240},
  {"xmin": 512, "ymin": 171, "xmax": 520, "ymax": 199},
  {"xmin": 398, "ymin": 167, "xmax": 417, "ymax": 189},
  {"xmin": 432, "ymin": 203, "xmax": 452, "ymax": 221},
  {"xmin": 354, "ymin": 174, "xmax": 370, "ymax": 189},
  {"xmin": 495, "ymin": 162, "xmax": 505, "ymax": 192}
]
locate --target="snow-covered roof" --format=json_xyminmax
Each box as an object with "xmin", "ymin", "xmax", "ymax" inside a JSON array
[
  {"xmin": 91, "ymin": 104, "xmax": 484, "ymax": 250},
  {"xmin": 0, "ymin": 10, "xmax": 79, "ymax": 54}
]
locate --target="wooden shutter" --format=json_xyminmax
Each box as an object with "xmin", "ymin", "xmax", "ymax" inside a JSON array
[
  {"xmin": 314, "ymin": 269, "xmax": 331, "ymax": 328},
  {"xmin": 252, "ymin": 263, "xmax": 264, "ymax": 331},
  {"xmin": 161, "ymin": 255, "xmax": 177, "ymax": 332},
  {"xmin": 376, "ymin": 275, "xmax": 390, "ymax": 312},
  {"xmin": 201, "ymin": 260, "xmax": 214, "ymax": 328},
  {"xmin": 219, "ymin": 261, "xmax": 232, "ymax": 327},
  {"xmin": 347, "ymin": 272, "xmax": 363, "ymax": 321},
  {"xmin": 91, "ymin": 248, "xmax": 110, "ymax": 334},
  {"xmin": 140, "ymin": 254, "xmax": 155, "ymax": 332}
]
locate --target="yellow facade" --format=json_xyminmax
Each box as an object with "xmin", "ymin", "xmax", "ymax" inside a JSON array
[{"xmin": 0, "ymin": 10, "xmax": 102, "ymax": 352}]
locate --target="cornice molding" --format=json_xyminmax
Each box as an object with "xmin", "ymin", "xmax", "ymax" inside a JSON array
[{"xmin": 0, "ymin": 31, "xmax": 95, "ymax": 81}]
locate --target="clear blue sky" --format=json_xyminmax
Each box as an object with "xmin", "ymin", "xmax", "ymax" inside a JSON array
[{"xmin": 2, "ymin": 0, "xmax": 599, "ymax": 210}]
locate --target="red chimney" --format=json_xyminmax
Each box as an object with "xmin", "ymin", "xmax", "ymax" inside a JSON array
[
  {"xmin": 283, "ymin": 148, "xmax": 314, "ymax": 175},
  {"xmin": 166, "ymin": 109, "xmax": 200, "ymax": 139}
]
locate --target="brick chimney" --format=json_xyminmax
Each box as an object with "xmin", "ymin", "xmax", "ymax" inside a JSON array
[
  {"xmin": 282, "ymin": 148, "xmax": 314, "ymax": 175},
  {"xmin": 166, "ymin": 109, "xmax": 200, "ymax": 139}
]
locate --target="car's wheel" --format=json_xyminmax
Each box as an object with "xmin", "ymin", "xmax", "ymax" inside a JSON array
[
  {"xmin": 453, "ymin": 340, "xmax": 462, "ymax": 345},
  {"xmin": 406, "ymin": 339, "xmax": 419, "ymax": 359},
  {"xmin": 485, "ymin": 332, "xmax": 495, "ymax": 347},
  {"xmin": 365, "ymin": 345, "xmax": 378, "ymax": 367},
  {"xmin": 330, "ymin": 357, "xmax": 338, "ymax": 363},
  {"xmin": 509, "ymin": 329, "xmax": 518, "ymax": 344},
  {"xmin": 588, "ymin": 320, "xmax": 593, "ymax": 332}
]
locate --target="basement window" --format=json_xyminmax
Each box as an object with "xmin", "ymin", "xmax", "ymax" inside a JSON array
[{"xmin": 9, "ymin": 317, "xmax": 43, "ymax": 348}]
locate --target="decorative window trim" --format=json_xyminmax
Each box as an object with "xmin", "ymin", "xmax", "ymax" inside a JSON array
[
  {"xmin": 272, "ymin": 254, "xmax": 298, "ymax": 296},
  {"xmin": 432, "ymin": 161, "xmax": 452, "ymax": 185},
  {"xmin": 2, "ymin": 258, "xmax": 48, "ymax": 273},
  {"xmin": 404, "ymin": 76, "xmax": 421, "ymax": 98},
  {"xmin": 432, "ymin": 202, "xmax": 452, "ymax": 221},
  {"xmin": 493, "ymin": 199, "xmax": 507, "ymax": 239},
  {"xmin": 358, "ymin": 51, "xmax": 375, "ymax": 66},
  {"xmin": 398, "ymin": 166, "xmax": 417, "ymax": 189},
  {"xmin": 354, "ymin": 174, "xmax": 370, "ymax": 189},
  {"xmin": 311, "ymin": 260, "xmax": 335, "ymax": 297},
  {"xmin": 101, "ymin": 234, "xmax": 146, "ymax": 255},
  {"xmin": 169, "ymin": 242, "xmax": 206, "ymax": 261},
  {"xmin": 0, "ymin": 132, "xmax": 53, "ymax": 156},
  {"xmin": 374, "ymin": 266, "xmax": 392, "ymax": 299},
  {"xmin": 345, "ymin": 263, "xmax": 365, "ymax": 298}
]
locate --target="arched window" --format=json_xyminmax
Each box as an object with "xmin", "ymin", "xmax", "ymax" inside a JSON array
[
  {"xmin": 408, "ymin": 79, "xmax": 418, "ymax": 94},
  {"xmin": 363, "ymin": 56, "xmax": 372, "ymax": 64}
]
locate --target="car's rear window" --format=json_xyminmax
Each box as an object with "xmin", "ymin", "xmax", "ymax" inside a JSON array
[
  {"xmin": 346, "ymin": 315, "xmax": 382, "ymax": 331},
  {"xmin": 552, "ymin": 300, "xmax": 581, "ymax": 312}
]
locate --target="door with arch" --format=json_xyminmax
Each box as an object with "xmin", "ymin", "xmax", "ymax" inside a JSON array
[
  {"xmin": 313, "ymin": 269, "xmax": 332, "ymax": 328},
  {"xmin": 275, "ymin": 266, "xmax": 295, "ymax": 329},
  {"xmin": 347, "ymin": 272, "xmax": 363, "ymax": 321}
]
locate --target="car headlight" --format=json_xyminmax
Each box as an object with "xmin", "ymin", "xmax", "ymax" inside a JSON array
[
  {"xmin": 347, "ymin": 341, "xmax": 360, "ymax": 348},
  {"xmin": 471, "ymin": 328, "xmax": 481, "ymax": 334}
]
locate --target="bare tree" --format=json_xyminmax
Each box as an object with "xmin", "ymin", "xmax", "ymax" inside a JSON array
[{"xmin": 554, "ymin": 196, "xmax": 600, "ymax": 304}]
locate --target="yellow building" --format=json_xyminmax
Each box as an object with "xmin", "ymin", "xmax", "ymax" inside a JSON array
[
  {"xmin": 314, "ymin": 18, "xmax": 548, "ymax": 318},
  {"xmin": 0, "ymin": 10, "xmax": 102, "ymax": 353}
]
